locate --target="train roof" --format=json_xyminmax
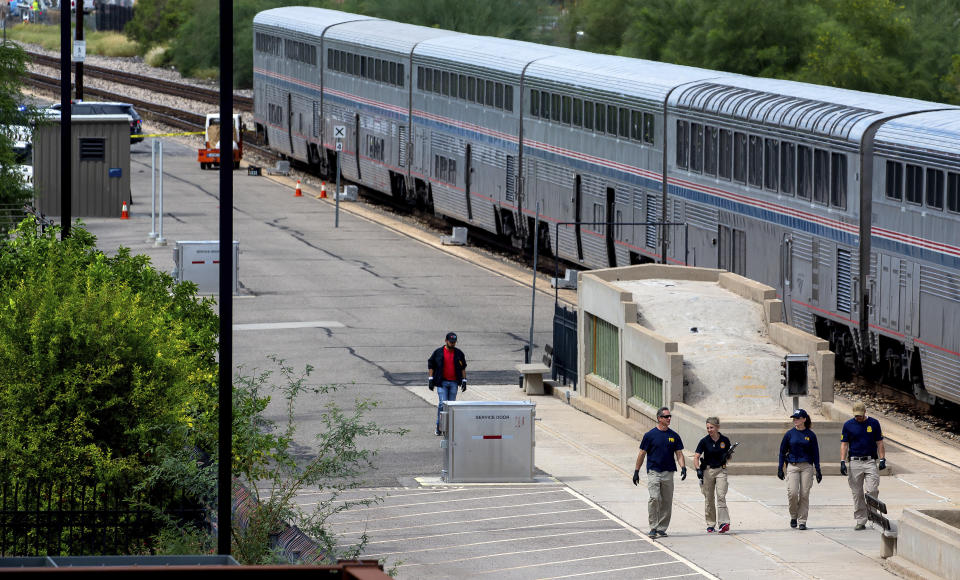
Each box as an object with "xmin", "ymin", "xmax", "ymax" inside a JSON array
[
  {"xmin": 527, "ymin": 51, "xmax": 726, "ymax": 106},
  {"xmin": 415, "ymin": 35, "xmax": 572, "ymax": 76},
  {"xmin": 671, "ymin": 76, "xmax": 951, "ymax": 142},
  {"xmin": 875, "ymin": 110, "xmax": 960, "ymax": 159},
  {"xmin": 253, "ymin": 6, "xmax": 378, "ymax": 37},
  {"xmin": 325, "ymin": 19, "xmax": 461, "ymax": 54}
]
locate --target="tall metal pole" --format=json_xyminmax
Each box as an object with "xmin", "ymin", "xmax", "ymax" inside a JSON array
[
  {"xmin": 528, "ymin": 202, "xmax": 540, "ymax": 360},
  {"xmin": 60, "ymin": 0, "xmax": 71, "ymax": 237},
  {"xmin": 75, "ymin": 2, "xmax": 83, "ymax": 100},
  {"xmin": 217, "ymin": 0, "xmax": 234, "ymax": 556},
  {"xmin": 335, "ymin": 154, "xmax": 341, "ymax": 227}
]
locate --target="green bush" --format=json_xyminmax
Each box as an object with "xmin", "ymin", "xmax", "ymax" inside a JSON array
[{"xmin": 0, "ymin": 219, "xmax": 220, "ymax": 484}]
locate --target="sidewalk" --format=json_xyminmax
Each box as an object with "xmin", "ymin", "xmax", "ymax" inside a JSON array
[{"xmin": 410, "ymin": 382, "xmax": 960, "ymax": 580}]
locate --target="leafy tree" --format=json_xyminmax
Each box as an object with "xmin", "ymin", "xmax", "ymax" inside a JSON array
[
  {"xmin": 0, "ymin": 219, "xmax": 220, "ymax": 483},
  {"xmin": 563, "ymin": 0, "xmax": 629, "ymax": 54},
  {"xmin": 0, "ymin": 40, "xmax": 36, "ymax": 217},
  {"xmin": 124, "ymin": 0, "xmax": 194, "ymax": 52},
  {"xmin": 362, "ymin": 0, "xmax": 548, "ymax": 40}
]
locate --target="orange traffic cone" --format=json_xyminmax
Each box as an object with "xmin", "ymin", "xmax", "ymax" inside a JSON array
[
  {"xmin": 294, "ymin": 180, "xmax": 302, "ymax": 197},
  {"xmin": 121, "ymin": 201, "xmax": 129, "ymax": 219},
  {"xmin": 319, "ymin": 181, "xmax": 327, "ymax": 199}
]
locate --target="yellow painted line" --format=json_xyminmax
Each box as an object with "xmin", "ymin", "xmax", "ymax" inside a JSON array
[
  {"xmin": 132, "ymin": 131, "xmax": 205, "ymax": 138},
  {"xmin": 736, "ymin": 384, "xmax": 767, "ymax": 390}
]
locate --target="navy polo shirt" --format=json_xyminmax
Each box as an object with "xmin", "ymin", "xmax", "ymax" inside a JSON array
[
  {"xmin": 841, "ymin": 417, "xmax": 883, "ymax": 457},
  {"xmin": 695, "ymin": 434, "xmax": 733, "ymax": 468},
  {"xmin": 778, "ymin": 428, "xmax": 821, "ymax": 471},
  {"xmin": 640, "ymin": 427, "xmax": 684, "ymax": 472}
]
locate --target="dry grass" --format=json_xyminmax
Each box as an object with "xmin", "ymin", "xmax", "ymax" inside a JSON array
[
  {"xmin": 144, "ymin": 45, "xmax": 170, "ymax": 67},
  {"xmin": 5, "ymin": 23, "xmax": 138, "ymax": 57}
]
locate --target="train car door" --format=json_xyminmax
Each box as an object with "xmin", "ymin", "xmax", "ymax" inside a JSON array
[
  {"xmin": 464, "ymin": 143, "xmax": 473, "ymax": 220},
  {"xmin": 878, "ymin": 254, "xmax": 902, "ymax": 333},
  {"xmin": 718, "ymin": 224, "xmax": 745, "ymax": 276},
  {"xmin": 286, "ymin": 93, "xmax": 294, "ymax": 156},
  {"xmin": 605, "ymin": 186, "xmax": 617, "ymax": 267},
  {"xmin": 780, "ymin": 236, "xmax": 794, "ymax": 322}
]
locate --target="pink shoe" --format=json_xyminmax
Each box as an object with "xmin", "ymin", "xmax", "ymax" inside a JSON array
[{"xmin": 718, "ymin": 523, "xmax": 730, "ymax": 533}]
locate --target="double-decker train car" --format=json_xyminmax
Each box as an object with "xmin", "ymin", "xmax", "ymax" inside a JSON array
[{"xmin": 252, "ymin": 6, "xmax": 960, "ymax": 405}]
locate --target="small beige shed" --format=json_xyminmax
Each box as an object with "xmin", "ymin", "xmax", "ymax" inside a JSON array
[{"xmin": 33, "ymin": 114, "xmax": 131, "ymax": 218}]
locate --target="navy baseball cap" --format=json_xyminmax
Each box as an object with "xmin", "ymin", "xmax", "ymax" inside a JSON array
[
  {"xmin": 790, "ymin": 409, "xmax": 809, "ymax": 419},
  {"xmin": 445, "ymin": 332, "xmax": 457, "ymax": 342}
]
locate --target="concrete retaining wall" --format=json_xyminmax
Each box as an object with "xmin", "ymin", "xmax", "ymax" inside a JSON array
[
  {"xmin": 575, "ymin": 264, "xmax": 841, "ymax": 470},
  {"xmin": 889, "ymin": 509, "xmax": 960, "ymax": 580}
]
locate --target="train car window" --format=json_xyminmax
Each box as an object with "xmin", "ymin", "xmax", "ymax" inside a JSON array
[
  {"xmin": 398, "ymin": 64, "xmax": 404, "ymax": 87},
  {"xmin": 813, "ymin": 148, "xmax": 829, "ymax": 204},
  {"xmin": 352, "ymin": 53, "xmax": 359, "ymax": 75},
  {"xmin": 831, "ymin": 153, "xmax": 847, "ymax": 208},
  {"xmin": 530, "ymin": 90, "xmax": 540, "ymax": 117},
  {"xmin": 417, "ymin": 66, "xmax": 424, "ymax": 90},
  {"xmin": 619, "ymin": 107, "xmax": 630, "ymax": 138},
  {"xmin": 780, "ymin": 142, "xmax": 795, "ymax": 194},
  {"xmin": 499, "ymin": 84, "xmax": 507, "ymax": 111},
  {"xmin": 468, "ymin": 77, "xmax": 476, "ymax": 102},
  {"xmin": 561, "ymin": 96, "xmax": 571, "ymax": 123},
  {"xmin": 607, "ymin": 105, "xmax": 618, "ymax": 135},
  {"xmin": 905, "ymin": 164, "xmax": 923, "ymax": 204},
  {"xmin": 797, "ymin": 145, "xmax": 812, "ymax": 199},
  {"xmin": 630, "ymin": 111, "xmax": 641, "ymax": 140},
  {"xmin": 486, "ymin": 80, "xmax": 496, "ymax": 107},
  {"xmin": 885, "ymin": 160, "xmax": 903, "ymax": 200},
  {"xmin": 346, "ymin": 53, "xmax": 354, "ymax": 75},
  {"xmin": 505, "ymin": 85, "xmax": 513, "ymax": 112},
  {"xmin": 584, "ymin": 100, "xmax": 594, "ymax": 130},
  {"xmin": 718, "ymin": 129, "xmax": 732, "ymax": 179},
  {"xmin": 690, "ymin": 123, "xmax": 703, "ymax": 173},
  {"xmin": 458, "ymin": 75, "xmax": 467, "ymax": 99},
  {"xmin": 380, "ymin": 60, "xmax": 387, "ymax": 83},
  {"xmin": 328, "ymin": 49, "xmax": 334, "ymax": 70},
  {"xmin": 643, "ymin": 113, "xmax": 655, "ymax": 145},
  {"xmin": 552, "ymin": 94, "xmax": 561, "ymax": 121},
  {"xmin": 449, "ymin": 159, "xmax": 457, "ymax": 184},
  {"xmin": 442, "ymin": 71, "xmax": 450, "ymax": 96},
  {"xmin": 748, "ymin": 135, "xmax": 763, "ymax": 188},
  {"xmin": 423, "ymin": 68, "xmax": 431, "ymax": 92},
  {"xmin": 364, "ymin": 58, "xmax": 371, "ymax": 80},
  {"xmin": 704, "ymin": 126, "xmax": 718, "ymax": 176},
  {"xmin": 676, "ymin": 120, "xmax": 688, "ymax": 169},
  {"xmin": 573, "ymin": 98, "xmax": 583, "ymax": 126},
  {"xmin": 947, "ymin": 172, "xmax": 960, "ymax": 212},
  {"xmin": 390, "ymin": 62, "xmax": 398, "ymax": 86},
  {"xmin": 595, "ymin": 103, "xmax": 605, "ymax": 133},
  {"xmin": 926, "ymin": 168, "xmax": 944, "ymax": 209},
  {"xmin": 340, "ymin": 51, "xmax": 347, "ymax": 72},
  {"xmin": 733, "ymin": 132, "xmax": 747, "ymax": 183},
  {"xmin": 433, "ymin": 69, "xmax": 442, "ymax": 93},
  {"xmin": 540, "ymin": 90, "xmax": 549, "ymax": 118},
  {"xmin": 764, "ymin": 138, "xmax": 779, "ymax": 191}
]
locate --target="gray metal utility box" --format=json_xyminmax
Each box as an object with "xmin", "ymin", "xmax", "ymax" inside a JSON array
[
  {"xmin": 33, "ymin": 114, "xmax": 131, "ymax": 217},
  {"xmin": 441, "ymin": 401, "xmax": 536, "ymax": 483},
  {"xmin": 172, "ymin": 241, "xmax": 239, "ymax": 295}
]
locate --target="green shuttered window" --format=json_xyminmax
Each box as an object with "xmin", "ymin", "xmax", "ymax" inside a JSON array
[
  {"xmin": 587, "ymin": 314, "xmax": 619, "ymax": 385},
  {"xmin": 629, "ymin": 363, "xmax": 663, "ymax": 408}
]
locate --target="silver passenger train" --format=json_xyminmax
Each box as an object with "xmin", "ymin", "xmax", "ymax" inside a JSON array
[{"xmin": 252, "ymin": 6, "xmax": 960, "ymax": 405}]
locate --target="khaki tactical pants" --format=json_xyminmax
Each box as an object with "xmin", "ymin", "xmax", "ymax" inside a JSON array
[
  {"xmin": 786, "ymin": 462, "xmax": 815, "ymax": 524},
  {"xmin": 848, "ymin": 458, "xmax": 879, "ymax": 525},
  {"xmin": 701, "ymin": 466, "xmax": 729, "ymax": 527},
  {"xmin": 647, "ymin": 470, "xmax": 675, "ymax": 532}
]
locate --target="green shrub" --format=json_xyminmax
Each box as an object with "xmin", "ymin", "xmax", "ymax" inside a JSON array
[{"xmin": 0, "ymin": 219, "xmax": 220, "ymax": 484}]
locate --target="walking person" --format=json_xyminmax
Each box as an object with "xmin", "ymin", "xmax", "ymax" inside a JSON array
[
  {"xmin": 633, "ymin": 407, "xmax": 686, "ymax": 538},
  {"xmin": 778, "ymin": 409, "xmax": 822, "ymax": 530},
  {"xmin": 427, "ymin": 332, "xmax": 467, "ymax": 436},
  {"xmin": 840, "ymin": 401, "xmax": 886, "ymax": 530},
  {"xmin": 694, "ymin": 416, "xmax": 734, "ymax": 533}
]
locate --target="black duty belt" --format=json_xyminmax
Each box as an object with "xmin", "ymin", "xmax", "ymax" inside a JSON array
[{"xmin": 850, "ymin": 456, "xmax": 874, "ymax": 461}]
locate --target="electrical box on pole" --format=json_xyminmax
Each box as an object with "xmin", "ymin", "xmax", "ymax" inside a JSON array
[{"xmin": 780, "ymin": 354, "xmax": 809, "ymax": 396}]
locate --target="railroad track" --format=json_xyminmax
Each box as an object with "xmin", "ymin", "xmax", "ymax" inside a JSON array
[
  {"xmin": 27, "ymin": 51, "xmax": 253, "ymax": 112},
  {"xmin": 25, "ymin": 71, "xmax": 276, "ymax": 160}
]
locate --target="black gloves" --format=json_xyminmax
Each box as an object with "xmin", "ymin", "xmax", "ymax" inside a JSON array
[
  {"xmin": 840, "ymin": 460, "xmax": 847, "ymax": 476},
  {"xmin": 696, "ymin": 468, "xmax": 704, "ymax": 481},
  {"xmin": 879, "ymin": 458, "xmax": 886, "ymax": 470},
  {"xmin": 428, "ymin": 377, "xmax": 435, "ymax": 391},
  {"xmin": 632, "ymin": 470, "xmax": 640, "ymax": 486},
  {"xmin": 680, "ymin": 466, "xmax": 687, "ymax": 481},
  {"xmin": 816, "ymin": 471, "xmax": 823, "ymax": 484},
  {"xmin": 777, "ymin": 467, "xmax": 785, "ymax": 481},
  {"xmin": 460, "ymin": 379, "xmax": 467, "ymax": 392}
]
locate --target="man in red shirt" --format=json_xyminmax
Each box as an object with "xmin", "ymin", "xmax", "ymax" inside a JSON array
[{"xmin": 427, "ymin": 332, "xmax": 468, "ymax": 436}]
